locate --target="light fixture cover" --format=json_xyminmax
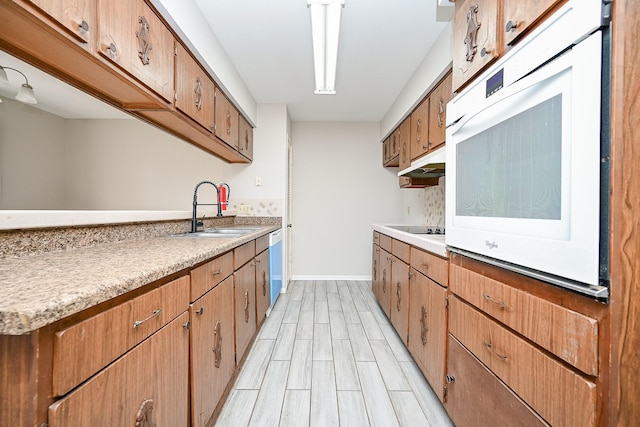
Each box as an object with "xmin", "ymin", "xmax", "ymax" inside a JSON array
[
  {"xmin": 0, "ymin": 67, "xmax": 9, "ymax": 86},
  {"xmin": 308, "ymin": 0, "xmax": 345, "ymax": 95},
  {"xmin": 15, "ymin": 83, "xmax": 37, "ymax": 104}
]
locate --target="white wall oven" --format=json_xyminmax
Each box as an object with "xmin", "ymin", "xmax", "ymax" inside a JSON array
[{"xmin": 446, "ymin": 0, "xmax": 610, "ymax": 300}]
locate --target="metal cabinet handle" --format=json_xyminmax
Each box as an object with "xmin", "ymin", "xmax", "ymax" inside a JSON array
[
  {"xmin": 480, "ymin": 47, "xmax": 491, "ymax": 58},
  {"xmin": 195, "ymin": 307, "xmax": 204, "ymax": 315},
  {"xmin": 483, "ymin": 294, "xmax": 508, "ymax": 309},
  {"xmin": 226, "ymin": 111, "xmax": 232, "ymax": 135},
  {"xmin": 464, "ymin": 4, "xmax": 481, "ymax": 62},
  {"xmin": 382, "ymin": 269, "xmax": 387, "ymax": 293},
  {"xmin": 244, "ymin": 289, "xmax": 250, "ymax": 322},
  {"xmin": 437, "ymin": 98, "xmax": 445, "ymax": 128},
  {"xmin": 262, "ymin": 271, "xmax": 267, "ymax": 296},
  {"xmin": 245, "ymin": 130, "xmax": 250, "ymax": 150},
  {"xmin": 373, "ymin": 259, "xmax": 377, "ymax": 281},
  {"xmin": 195, "ymin": 77, "xmax": 203, "ymax": 111},
  {"xmin": 213, "ymin": 321, "xmax": 222, "ymax": 368},
  {"xmin": 396, "ymin": 283, "xmax": 402, "ymax": 311},
  {"xmin": 136, "ymin": 16, "xmax": 152, "ymax": 66},
  {"xmin": 133, "ymin": 309, "xmax": 161, "ymax": 328},
  {"xmin": 135, "ymin": 399, "xmax": 155, "ymax": 427},
  {"xmin": 212, "ymin": 269, "xmax": 222, "ymax": 278},
  {"xmin": 483, "ymin": 341, "xmax": 508, "ymax": 361},
  {"xmin": 79, "ymin": 19, "xmax": 89, "ymax": 32},
  {"xmin": 106, "ymin": 42, "xmax": 118, "ymax": 60},
  {"xmin": 420, "ymin": 305, "xmax": 428, "ymax": 345},
  {"xmin": 416, "ymin": 118, "xmax": 421, "ymax": 141}
]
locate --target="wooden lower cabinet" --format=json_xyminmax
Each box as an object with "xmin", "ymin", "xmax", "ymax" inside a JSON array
[
  {"xmin": 445, "ymin": 335, "xmax": 549, "ymax": 427},
  {"xmin": 407, "ymin": 270, "xmax": 447, "ymax": 401},
  {"xmin": 449, "ymin": 296, "xmax": 597, "ymax": 427},
  {"xmin": 255, "ymin": 248, "xmax": 271, "ymax": 325},
  {"xmin": 48, "ymin": 311, "xmax": 190, "ymax": 426},
  {"xmin": 190, "ymin": 276, "xmax": 235, "ymax": 427},
  {"xmin": 234, "ymin": 260, "xmax": 257, "ymax": 361},
  {"xmin": 372, "ymin": 243, "xmax": 381, "ymax": 302},
  {"xmin": 390, "ymin": 256, "xmax": 410, "ymax": 345}
]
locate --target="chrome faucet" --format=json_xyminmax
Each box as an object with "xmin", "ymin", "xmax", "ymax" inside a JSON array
[{"xmin": 192, "ymin": 181, "xmax": 222, "ymax": 233}]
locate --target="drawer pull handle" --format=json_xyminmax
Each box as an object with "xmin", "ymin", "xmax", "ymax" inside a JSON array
[
  {"xmin": 133, "ymin": 309, "xmax": 161, "ymax": 328},
  {"xmin": 396, "ymin": 282, "xmax": 402, "ymax": 311},
  {"xmin": 420, "ymin": 305, "xmax": 428, "ymax": 345},
  {"xmin": 213, "ymin": 321, "xmax": 222, "ymax": 368},
  {"xmin": 483, "ymin": 294, "xmax": 508, "ymax": 309},
  {"xmin": 244, "ymin": 290, "xmax": 250, "ymax": 323},
  {"xmin": 421, "ymin": 262, "xmax": 430, "ymax": 270},
  {"xmin": 136, "ymin": 16, "xmax": 152, "ymax": 66},
  {"xmin": 212, "ymin": 269, "xmax": 222, "ymax": 276},
  {"xmin": 195, "ymin": 307, "xmax": 204, "ymax": 315},
  {"xmin": 483, "ymin": 341, "xmax": 508, "ymax": 361}
]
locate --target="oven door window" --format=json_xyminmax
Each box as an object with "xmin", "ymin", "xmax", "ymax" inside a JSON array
[{"xmin": 456, "ymin": 94, "xmax": 562, "ymax": 220}]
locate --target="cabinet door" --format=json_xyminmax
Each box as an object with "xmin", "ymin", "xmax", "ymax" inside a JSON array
[
  {"xmin": 214, "ymin": 87, "xmax": 240, "ymax": 149},
  {"xmin": 408, "ymin": 271, "xmax": 447, "ymax": 401},
  {"xmin": 503, "ymin": 0, "xmax": 564, "ymax": 46},
  {"xmin": 378, "ymin": 249, "xmax": 392, "ymax": 318},
  {"xmin": 49, "ymin": 312, "xmax": 190, "ymax": 427},
  {"xmin": 428, "ymin": 71, "xmax": 453, "ymax": 151},
  {"xmin": 175, "ymin": 43, "xmax": 215, "ymax": 132},
  {"xmin": 445, "ymin": 335, "xmax": 550, "ymax": 427},
  {"xmin": 255, "ymin": 249, "xmax": 271, "ymax": 325},
  {"xmin": 97, "ymin": 0, "xmax": 174, "ymax": 102},
  {"xmin": 398, "ymin": 117, "xmax": 412, "ymax": 170},
  {"xmin": 234, "ymin": 261, "xmax": 257, "ymax": 361},
  {"xmin": 410, "ymin": 98, "xmax": 429, "ymax": 161},
  {"xmin": 238, "ymin": 115, "xmax": 254, "ymax": 161},
  {"xmin": 23, "ymin": 0, "xmax": 94, "ymax": 44},
  {"xmin": 452, "ymin": 0, "xmax": 499, "ymax": 92},
  {"xmin": 191, "ymin": 277, "xmax": 235, "ymax": 427},
  {"xmin": 390, "ymin": 257, "xmax": 410, "ymax": 345}
]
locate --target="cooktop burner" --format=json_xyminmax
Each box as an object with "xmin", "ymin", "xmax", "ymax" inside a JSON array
[{"xmin": 388, "ymin": 225, "xmax": 445, "ymax": 235}]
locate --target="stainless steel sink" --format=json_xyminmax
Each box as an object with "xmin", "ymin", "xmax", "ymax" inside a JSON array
[{"xmin": 168, "ymin": 227, "xmax": 261, "ymax": 238}]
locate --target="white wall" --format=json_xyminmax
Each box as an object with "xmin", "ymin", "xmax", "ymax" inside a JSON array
[
  {"xmin": 0, "ymin": 97, "xmax": 67, "ymax": 209},
  {"xmin": 290, "ymin": 122, "xmax": 404, "ymax": 279},
  {"xmin": 0, "ymin": 98, "xmax": 226, "ymax": 210},
  {"xmin": 64, "ymin": 120, "xmax": 225, "ymax": 210}
]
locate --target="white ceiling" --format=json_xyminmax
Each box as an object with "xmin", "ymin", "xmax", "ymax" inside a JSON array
[{"xmin": 194, "ymin": 0, "xmax": 451, "ymax": 122}]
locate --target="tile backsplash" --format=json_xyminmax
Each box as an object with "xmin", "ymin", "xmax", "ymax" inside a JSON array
[
  {"xmin": 227, "ymin": 199, "xmax": 283, "ymax": 217},
  {"xmin": 423, "ymin": 177, "xmax": 445, "ymax": 226}
]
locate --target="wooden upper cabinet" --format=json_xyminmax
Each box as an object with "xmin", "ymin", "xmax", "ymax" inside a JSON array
[
  {"xmin": 428, "ymin": 71, "xmax": 452, "ymax": 151},
  {"xmin": 452, "ymin": 0, "xmax": 499, "ymax": 92},
  {"xmin": 214, "ymin": 87, "xmax": 240, "ymax": 149},
  {"xmin": 410, "ymin": 98, "xmax": 429, "ymax": 161},
  {"xmin": 22, "ymin": 0, "xmax": 94, "ymax": 45},
  {"xmin": 503, "ymin": 0, "xmax": 564, "ymax": 47},
  {"xmin": 97, "ymin": 0, "xmax": 174, "ymax": 103},
  {"xmin": 175, "ymin": 43, "xmax": 215, "ymax": 132},
  {"xmin": 398, "ymin": 117, "xmax": 412, "ymax": 170},
  {"xmin": 238, "ymin": 115, "xmax": 254, "ymax": 161}
]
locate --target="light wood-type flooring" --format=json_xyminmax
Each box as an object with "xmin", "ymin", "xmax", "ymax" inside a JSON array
[{"xmin": 215, "ymin": 280, "xmax": 454, "ymax": 426}]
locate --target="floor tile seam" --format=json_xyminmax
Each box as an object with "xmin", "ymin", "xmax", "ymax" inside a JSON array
[{"xmin": 357, "ymin": 360, "xmax": 403, "ymax": 426}]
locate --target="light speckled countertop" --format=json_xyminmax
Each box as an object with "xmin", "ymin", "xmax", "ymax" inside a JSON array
[
  {"xmin": 373, "ymin": 224, "xmax": 447, "ymax": 257},
  {"xmin": 0, "ymin": 226, "xmax": 279, "ymax": 335}
]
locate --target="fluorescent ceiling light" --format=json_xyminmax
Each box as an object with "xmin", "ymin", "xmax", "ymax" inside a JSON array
[{"xmin": 308, "ymin": 0, "xmax": 345, "ymax": 95}]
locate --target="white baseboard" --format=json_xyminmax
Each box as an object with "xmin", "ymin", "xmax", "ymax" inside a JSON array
[{"xmin": 290, "ymin": 275, "xmax": 372, "ymax": 281}]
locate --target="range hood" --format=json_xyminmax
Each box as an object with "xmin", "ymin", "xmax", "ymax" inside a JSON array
[{"xmin": 398, "ymin": 146, "xmax": 446, "ymax": 178}]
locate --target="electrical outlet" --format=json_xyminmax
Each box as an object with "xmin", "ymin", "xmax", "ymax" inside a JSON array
[
  {"xmin": 238, "ymin": 205, "xmax": 251, "ymax": 214},
  {"xmin": 255, "ymin": 176, "xmax": 262, "ymax": 186}
]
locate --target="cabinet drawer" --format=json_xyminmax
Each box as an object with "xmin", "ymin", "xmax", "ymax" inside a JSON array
[
  {"xmin": 379, "ymin": 234, "xmax": 392, "ymax": 252},
  {"xmin": 449, "ymin": 296, "xmax": 597, "ymax": 427},
  {"xmin": 234, "ymin": 241, "xmax": 256, "ymax": 269},
  {"xmin": 49, "ymin": 312, "xmax": 190, "ymax": 426},
  {"xmin": 255, "ymin": 234, "xmax": 269, "ymax": 254},
  {"xmin": 450, "ymin": 263, "xmax": 598, "ymax": 375},
  {"xmin": 392, "ymin": 239, "xmax": 410, "ymax": 264},
  {"xmin": 373, "ymin": 231, "xmax": 380, "ymax": 245},
  {"xmin": 445, "ymin": 335, "xmax": 549, "ymax": 427},
  {"xmin": 52, "ymin": 275, "xmax": 190, "ymax": 396},
  {"xmin": 410, "ymin": 247, "xmax": 448, "ymax": 286},
  {"xmin": 190, "ymin": 251, "xmax": 234, "ymax": 301}
]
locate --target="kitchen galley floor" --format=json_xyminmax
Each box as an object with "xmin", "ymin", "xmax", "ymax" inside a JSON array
[{"xmin": 215, "ymin": 280, "xmax": 454, "ymax": 427}]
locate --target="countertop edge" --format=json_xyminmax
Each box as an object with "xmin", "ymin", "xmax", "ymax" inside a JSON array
[
  {"xmin": 372, "ymin": 224, "xmax": 447, "ymax": 258},
  {"xmin": 0, "ymin": 226, "xmax": 280, "ymax": 335}
]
